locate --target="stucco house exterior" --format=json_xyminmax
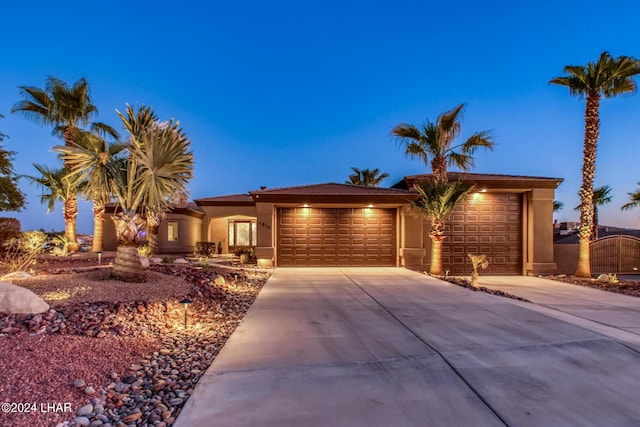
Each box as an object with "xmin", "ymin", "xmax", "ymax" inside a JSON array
[{"xmin": 103, "ymin": 172, "xmax": 562, "ymax": 275}]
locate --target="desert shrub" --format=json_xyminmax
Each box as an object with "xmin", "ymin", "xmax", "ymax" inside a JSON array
[
  {"xmin": 0, "ymin": 230, "xmax": 47, "ymax": 275},
  {"xmin": 197, "ymin": 256, "xmax": 210, "ymax": 268}
]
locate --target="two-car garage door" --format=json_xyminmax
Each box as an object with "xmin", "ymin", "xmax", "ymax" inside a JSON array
[{"xmin": 277, "ymin": 207, "xmax": 396, "ymax": 267}]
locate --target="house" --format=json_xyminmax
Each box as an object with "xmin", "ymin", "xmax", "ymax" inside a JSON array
[{"xmin": 102, "ymin": 172, "xmax": 562, "ymax": 275}]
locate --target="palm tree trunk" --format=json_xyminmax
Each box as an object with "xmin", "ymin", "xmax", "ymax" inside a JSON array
[
  {"xmin": 429, "ymin": 219, "xmax": 446, "ymax": 275},
  {"xmin": 146, "ymin": 213, "xmax": 161, "ymax": 255},
  {"xmin": 63, "ymin": 125, "xmax": 80, "ymax": 251},
  {"xmin": 64, "ymin": 196, "xmax": 80, "ymax": 252},
  {"xmin": 111, "ymin": 213, "xmax": 147, "ymax": 282},
  {"xmin": 92, "ymin": 201, "xmax": 105, "ymax": 252},
  {"xmin": 431, "ymin": 156, "xmax": 448, "ymax": 183},
  {"xmin": 575, "ymin": 93, "xmax": 600, "ymax": 278}
]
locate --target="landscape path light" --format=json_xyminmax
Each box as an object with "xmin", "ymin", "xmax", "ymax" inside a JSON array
[
  {"xmin": 98, "ymin": 251, "xmax": 102, "ymax": 265},
  {"xmin": 179, "ymin": 298, "xmax": 193, "ymax": 329}
]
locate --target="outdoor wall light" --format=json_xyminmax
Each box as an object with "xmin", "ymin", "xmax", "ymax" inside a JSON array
[
  {"xmin": 97, "ymin": 251, "xmax": 102, "ymax": 265},
  {"xmin": 367, "ymin": 204, "xmax": 374, "ymax": 208},
  {"xmin": 179, "ymin": 298, "xmax": 193, "ymax": 329}
]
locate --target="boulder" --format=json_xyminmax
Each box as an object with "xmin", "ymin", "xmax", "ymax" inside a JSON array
[
  {"xmin": 149, "ymin": 257, "xmax": 163, "ymax": 265},
  {"xmin": 173, "ymin": 258, "xmax": 189, "ymax": 264},
  {"xmin": 0, "ymin": 281, "xmax": 49, "ymax": 314}
]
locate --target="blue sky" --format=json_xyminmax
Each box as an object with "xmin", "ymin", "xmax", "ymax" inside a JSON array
[{"xmin": 2, "ymin": 0, "xmax": 640, "ymax": 233}]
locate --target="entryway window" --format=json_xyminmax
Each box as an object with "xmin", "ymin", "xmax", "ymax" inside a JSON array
[
  {"xmin": 228, "ymin": 220, "xmax": 257, "ymax": 252},
  {"xmin": 168, "ymin": 221, "xmax": 179, "ymax": 241}
]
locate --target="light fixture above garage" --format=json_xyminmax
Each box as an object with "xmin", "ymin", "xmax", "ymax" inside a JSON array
[
  {"xmin": 303, "ymin": 204, "xmax": 309, "ymax": 208},
  {"xmin": 367, "ymin": 204, "xmax": 374, "ymax": 208}
]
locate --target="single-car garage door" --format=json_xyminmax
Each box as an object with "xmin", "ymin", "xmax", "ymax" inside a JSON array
[
  {"xmin": 440, "ymin": 193, "xmax": 522, "ymax": 275},
  {"xmin": 277, "ymin": 207, "xmax": 396, "ymax": 267}
]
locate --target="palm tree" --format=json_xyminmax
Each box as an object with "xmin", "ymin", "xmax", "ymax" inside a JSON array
[
  {"xmin": 345, "ymin": 167, "xmax": 389, "ymax": 187},
  {"xmin": 553, "ymin": 200, "xmax": 564, "ymax": 212},
  {"xmin": 24, "ymin": 165, "xmax": 83, "ymax": 243},
  {"xmin": 574, "ymin": 185, "xmax": 612, "ymax": 240},
  {"xmin": 59, "ymin": 105, "xmax": 193, "ymax": 281},
  {"xmin": 12, "ymin": 77, "xmax": 119, "ymax": 250},
  {"xmin": 551, "ymin": 52, "xmax": 640, "ymax": 277},
  {"xmin": 621, "ymin": 183, "xmax": 640, "ymax": 212},
  {"xmin": 410, "ymin": 179, "xmax": 475, "ymax": 275},
  {"xmin": 391, "ymin": 104, "xmax": 494, "ymax": 183},
  {"xmin": 57, "ymin": 131, "xmax": 126, "ymax": 252}
]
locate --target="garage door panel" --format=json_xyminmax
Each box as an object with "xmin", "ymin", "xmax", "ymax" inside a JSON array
[
  {"xmin": 278, "ymin": 207, "xmax": 396, "ymax": 267},
  {"xmin": 436, "ymin": 193, "xmax": 522, "ymax": 275}
]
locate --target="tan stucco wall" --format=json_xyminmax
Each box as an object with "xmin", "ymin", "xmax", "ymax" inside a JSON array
[
  {"xmin": 399, "ymin": 205, "xmax": 426, "ymax": 268},
  {"xmin": 525, "ymin": 188, "xmax": 557, "ymax": 275},
  {"xmin": 255, "ymin": 202, "xmax": 275, "ymax": 267},
  {"xmin": 554, "ymin": 244, "xmax": 578, "ymax": 274},
  {"xmin": 160, "ymin": 213, "xmax": 201, "ymax": 254}
]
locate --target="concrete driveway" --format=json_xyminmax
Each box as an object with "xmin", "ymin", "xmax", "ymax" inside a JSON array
[{"xmin": 175, "ymin": 268, "xmax": 640, "ymax": 427}]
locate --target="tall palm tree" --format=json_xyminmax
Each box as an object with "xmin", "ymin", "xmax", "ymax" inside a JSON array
[
  {"xmin": 345, "ymin": 167, "xmax": 389, "ymax": 187},
  {"xmin": 24, "ymin": 165, "xmax": 83, "ymax": 243},
  {"xmin": 391, "ymin": 104, "xmax": 494, "ymax": 183},
  {"xmin": 59, "ymin": 105, "xmax": 193, "ymax": 281},
  {"xmin": 56, "ymin": 131, "xmax": 126, "ymax": 252},
  {"xmin": 410, "ymin": 179, "xmax": 475, "ymax": 275},
  {"xmin": 621, "ymin": 183, "xmax": 640, "ymax": 212},
  {"xmin": 12, "ymin": 77, "xmax": 119, "ymax": 250},
  {"xmin": 574, "ymin": 185, "xmax": 613, "ymax": 240},
  {"xmin": 551, "ymin": 52, "xmax": 640, "ymax": 277}
]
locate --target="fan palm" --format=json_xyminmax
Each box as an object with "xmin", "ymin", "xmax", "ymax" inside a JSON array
[
  {"xmin": 553, "ymin": 200, "xmax": 564, "ymax": 212},
  {"xmin": 410, "ymin": 180, "xmax": 475, "ymax": 275},
  {"xmin": 551, "ymin": 52, "xmax": 640, "ymax": 277},
  {"xmin": 574, "ymin": 185, "xmax": 612, "ymax": 240},
  {"xmin": 345, "ymin": 167, "xmax": 389, "ymax": 187},
  {"xmin": 24, "ymin": 165, "xmax": 83, "ymax": 244},
  {"xmin": 59, "ymin": 105, "xmax": 194, "ymax": 281},
  {"xmin": 391, "ymin": 104, "xmax": 493, "ymax": 183},
  {"xmin": 56, "ymin": 131, "xmax": 127, "ymax": 252},
  {"xmin": 621, "ymin": 183, "xmax": 640, "ymax": 212},
  {"xmin": 12, "ymin": 77, "xmax": 119, "ymax": 250}
]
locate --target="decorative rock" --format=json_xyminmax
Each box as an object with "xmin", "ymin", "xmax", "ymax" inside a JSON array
[
  {"xmin": 212, "ymin": 275, "xmax": 226, "ymax": 286},
  {"xmin": 159, "ymin": 349, "xmax": 171, "ymax": 356},
  {"xmin": 173, "ymin": 258, "xmax": 189, "ymax": 264},
  {"xmin": 77, "ymin": 403, "xmax": 94, "ymax": 416},
  {"xmin": 1, "ymin": 271, "xmax": 32, "ymax": 279},
  {"xmin": 96, "ymin": 330, "xmax": 107, "ymax": 338},
  {"xmin": 149, "ymin": 257, "xmax": 163, "ymax": 264},
  {"xmin": 0, "ymin": 281, "xmax": 50, "ymax": 314},
  {"xmin": 84, "ymin": 386, "xmax": 96, "ymax": 395},
  {"xmin": 169, "ymin": 397, "xmax": 184, "ymax": 406},
  {"xmin": 122, "ymin": 411, "xmax": 143, "ymax": 423},
  {"xmin": 74, "ymin": 417, "xmax": 91, "ymax": 426},
  {"xmin": 74, "ymin": 379, "xmax": 87, "ymax": 388},
  {"xmin": 129, "ymin": 364, "xmax": 143, "ymax": 371}
]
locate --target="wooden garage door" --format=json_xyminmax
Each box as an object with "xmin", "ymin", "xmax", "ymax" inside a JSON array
[
  {"xmin": 277, "ymin": 207, "xmax": 396, "ymax": 267},
  {"xmin": 440, "ymin": 193, "xmax": 522, "ymax": 275}
]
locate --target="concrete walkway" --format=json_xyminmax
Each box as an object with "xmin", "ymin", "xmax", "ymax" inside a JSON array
[
  {"xmin": 176, "ymin": 268, "xmax": 640, "ymax": 427},
  {"xmin": 479, "ymin": 275, "xmax": 640, "ymax": 352}
]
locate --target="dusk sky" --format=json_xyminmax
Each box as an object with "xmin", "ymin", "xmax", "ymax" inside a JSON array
[{"xmin": 2, "ymin": 0, "xmax": 640, "ymax": 233}]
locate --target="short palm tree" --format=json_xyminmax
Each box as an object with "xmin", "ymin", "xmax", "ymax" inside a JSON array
[
  {"xmin": 24, "ymin": 164, "xmax": 83, "ymax": 242},
  {"xmin": 391, "ymin": 104, "xmax": 493, "ymax": 183},
  {"xmin": 59, "ymin": 105, "xmax": 193, "ymax": 281},
  {"xmin": 12, "ymin": 77, "xmax": 119, "ymax": 250},
  {"xmin": 410, "ymin": 179, "xmax": 475, "ymax": 275},
  {"xmin": 621, "ymin": 183, "xmax": 640, "ymax": 213},
  {"xmin": 345, "ymin": 167, "xmax": 389, "ymax": 187},
  {"xmin": 574, "ymin": 185, "xmax": 612, "ymax": 240},
  {"xmin": 551, "ymin": 51, "xmax": 640, "ymax": 277}
]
